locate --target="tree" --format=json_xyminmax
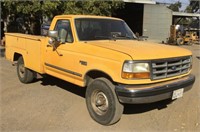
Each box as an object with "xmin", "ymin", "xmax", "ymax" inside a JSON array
[
  {"xmin": 62, "ymin": 0, "xmax": 124, "ymax": 16},
  {"xmin": 185, "ymin": 0, "xmax": 200, "ymax": 13},
  {"xmin": 1, "ymin": 0, "xmax": 63, "ymax": 34},
  {"xmin": 168, "ymin": 1, "xmax": 182, "ymax": 11},
  {"xmin": 1, "ymin": 0, "xmax": 124, "ymax": 35}
]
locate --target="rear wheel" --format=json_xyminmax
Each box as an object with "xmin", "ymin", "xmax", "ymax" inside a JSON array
[
  {"xmin": 176, "ymin": 38, "xmax": 184, "ymax": 45},
  {"xmin": 86, "ymin": 78, "xmax": 124, "ymax": 125},
  {"xmin": 17, "ymin": 56, "xmax": 35, "ymax": 83}
]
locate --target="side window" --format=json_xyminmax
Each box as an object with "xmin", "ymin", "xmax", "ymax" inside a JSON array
[{"xmin": 54, "ymin": 20, "xmax": 73, "ymax": 43}]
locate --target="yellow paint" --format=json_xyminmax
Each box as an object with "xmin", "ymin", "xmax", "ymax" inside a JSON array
[{"xmin": 5, "ymin": 15, "xmax": 193, "ymax": 87}]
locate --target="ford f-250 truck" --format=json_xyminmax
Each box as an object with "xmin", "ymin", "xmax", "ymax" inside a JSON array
[{"xmin": 5, "ymin": 15, "xmax": 195, "ymax": 125}]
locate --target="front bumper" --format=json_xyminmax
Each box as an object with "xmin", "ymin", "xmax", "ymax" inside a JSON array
[{"xmin": 115, "ymin": 74, "xmax": 195, "ymax": 104}]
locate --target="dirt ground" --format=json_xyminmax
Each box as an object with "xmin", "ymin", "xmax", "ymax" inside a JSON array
[{"xmin": 0, "ymin": 45, "xmax": 200, "ymax": 131}]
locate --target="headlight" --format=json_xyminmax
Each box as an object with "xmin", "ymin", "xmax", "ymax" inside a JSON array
[{"xmin": 122, "ymin": 61, "xmax": 150, "ymax": 79}]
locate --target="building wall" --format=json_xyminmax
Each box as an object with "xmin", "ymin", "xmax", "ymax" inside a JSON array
[{"xmin": 143, "ymin": 4, "xmax": 172, "ymax": 43}]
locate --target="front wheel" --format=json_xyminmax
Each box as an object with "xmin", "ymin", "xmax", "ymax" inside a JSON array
[
  {"xmin": 17, "ymin": 56, "xmax": 35, "ymax": 83},
  {"xmin": 86, "ymin": 78, "xmax": 124, "ymax": 125}
]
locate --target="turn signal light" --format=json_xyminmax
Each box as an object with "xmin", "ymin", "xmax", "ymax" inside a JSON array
[{"xmin": 122, "ymin": 72, "xmax": 150, "ymax": 79}]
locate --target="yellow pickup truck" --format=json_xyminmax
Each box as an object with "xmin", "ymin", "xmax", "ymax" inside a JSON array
[{"xmin": 5, "ymin": 15, "xmax": 195, "ymax": 125}]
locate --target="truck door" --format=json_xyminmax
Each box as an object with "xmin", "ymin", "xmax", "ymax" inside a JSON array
[{"xmin": 44, "ymin": 19, "xmax": 81, "ymax": 84}]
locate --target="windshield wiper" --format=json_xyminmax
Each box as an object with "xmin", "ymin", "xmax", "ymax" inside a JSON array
[
  {"xmin": 94, "ymin": 36, "xmax": 112, "ymax": 40},
  {"xmin": 112, "ymin": 34, "xmax": 136, "ymax": 40},
  {"xmin": 94, "ymin": 35, "xmax": 136, "ymax": 40}
]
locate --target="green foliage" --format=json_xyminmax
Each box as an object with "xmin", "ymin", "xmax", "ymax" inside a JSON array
[
  {"xmin": 185, "ymin": 0, "xmax": 199, "ymax": 13},
  {"xmin": 62, "ymin": 0, "xmax": 124, "ymax": 16},
  {"xmin": 185, "ymin": 6, "xmax": 193, "ymax": 13},
  {"xmin": 167, "ymin": 1, "xmax": 182, "ymax": 12},
  {"xmin": 1, "ymin": 0, "xmax": 124, "ymax": 34},
  {"xmin": 41, "ymin": 0, "xmax": 63, "ymax": 18}
]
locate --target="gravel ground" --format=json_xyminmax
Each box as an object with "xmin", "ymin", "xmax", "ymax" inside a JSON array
[{"xmin": 0, "ymin": 44, "xmax": 200, "ymax": 131}]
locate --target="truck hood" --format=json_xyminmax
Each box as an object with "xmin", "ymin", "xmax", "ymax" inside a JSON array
[{"xmin": 88, "ymin": 40, "xmax": 192, "ymax": 60}]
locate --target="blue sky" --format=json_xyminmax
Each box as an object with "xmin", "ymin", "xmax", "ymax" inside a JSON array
[{"xmin": 155, "ymin": 0, "xmax": 190, "ymax": 11}]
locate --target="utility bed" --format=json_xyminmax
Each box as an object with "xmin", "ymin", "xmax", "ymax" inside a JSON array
[{"xmin": 5, "ymin": 33, "xmax": 45, "ymax": 73}]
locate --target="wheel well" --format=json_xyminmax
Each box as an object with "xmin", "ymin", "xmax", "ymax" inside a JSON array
[
  {"xmin": 13, "ymin": 53, "xmax": 22, "ymax": 61},
  {"xmin": 85, "ymin": 70, "xmax": 115, "ymax": 86}
]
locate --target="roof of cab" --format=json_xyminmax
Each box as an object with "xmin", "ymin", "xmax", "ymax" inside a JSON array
[{"xmin": 54, "ymin": 15, "xmax": 122, "ymax": 21}]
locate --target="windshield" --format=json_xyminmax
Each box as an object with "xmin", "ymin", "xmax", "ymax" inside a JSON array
[{"xmin": 75, "ymin": 18, "xmax": 137, "ymax": 41}]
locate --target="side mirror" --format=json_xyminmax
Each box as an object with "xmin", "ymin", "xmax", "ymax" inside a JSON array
[
  {"xmin": 48, "ymin": 30, "xmax": 58, "ymax": 39},
  {"xmin": 48, "ymin": 30, "xmax": 58, "ymax": 45},
  {"xmin": 48, "ymin": 30, "xmax": 67, "ymax": 44}
]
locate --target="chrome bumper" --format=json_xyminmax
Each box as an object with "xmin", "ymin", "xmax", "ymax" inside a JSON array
[{"xmin": 115, "ymin": 74, "xmax": 195, "ymax": 104}]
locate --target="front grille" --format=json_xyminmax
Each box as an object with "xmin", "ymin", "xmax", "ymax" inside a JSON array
[{"xmin": 151, "ymin": 56, "xmax": 191, "ymax": 80}]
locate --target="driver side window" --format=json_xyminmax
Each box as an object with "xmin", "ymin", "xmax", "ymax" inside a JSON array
[{"xmin": 54, "ymin": 19, "xmax": 73, "ymax": 43}]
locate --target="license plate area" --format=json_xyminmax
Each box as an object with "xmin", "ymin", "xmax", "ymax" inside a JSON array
[{"xmin": 172, "ymin": 88, "xmax": 184, "ymax": 100}]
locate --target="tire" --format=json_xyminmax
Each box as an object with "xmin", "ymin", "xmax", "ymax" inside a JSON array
[
  {"xmin": 86, "ymin": 78, "xmax": 124, "ymax": 125},
  {"xmin": 176, "ymin": 38, "xmax": 184, "ymax": 45},
  {"xmin": 17, "ymin": 56, "xmax": 35, "ymax": 83}
]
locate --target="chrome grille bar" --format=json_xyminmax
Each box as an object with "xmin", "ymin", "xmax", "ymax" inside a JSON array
[{"xmin": 151, "ymin": 56, "xmax": 191, "ymax": 80}]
